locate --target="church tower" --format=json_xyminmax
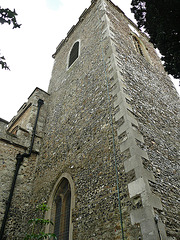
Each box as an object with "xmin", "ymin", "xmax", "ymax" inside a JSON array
[{"xmin": 0, "ymin": 0, "xmax": 179, "ymax": 239}]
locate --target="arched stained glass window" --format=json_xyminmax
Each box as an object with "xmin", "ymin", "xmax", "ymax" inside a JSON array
[
  {"xmin": 53, "ymin": 178, "xmax": 71, "ymax": 240},
  {"xmin": 68, "ymin": 41, "xmax": 79, "ymax": 68}
]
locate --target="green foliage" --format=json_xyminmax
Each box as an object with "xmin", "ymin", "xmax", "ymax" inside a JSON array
[
  {"xmin": 0, "ymin": 7, "xmax": 21, "ymax": 28},
  {"xmin": 24, "ymin": 203, "xmax": 57, "ymax": 240},
  {"xmin": 0, "ymin": 55, "xmax": 10, "ymax": 70},
  {"xmin": 36, "ymin": 202, "xmax": 50, "ymax": 213},
  {"xmin": 0, "ymin": 6, "xmax": 21, "ymax": 70},
  {"xmin": 24, "ymin": 233, "xmax": 57, "ymax": 240},
  {"xmin": 131, "ymin": 0, "xmax": 180, "ymax": 79},
  {"xmin": 28, "ymin": 219, "xmax": 53, "ymax": 225}
]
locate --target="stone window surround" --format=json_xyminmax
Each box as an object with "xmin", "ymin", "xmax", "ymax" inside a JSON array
[
  {"xmin": 45, "ymin": 173, "xmax": 75, "ymax": 240},
  {"xmin": 131, "ymin": 33, "xmax": 152, "ymax": 63},
  {"xmin": 67, "ymin": 39, "xmax": 81, "ymax": 70}
]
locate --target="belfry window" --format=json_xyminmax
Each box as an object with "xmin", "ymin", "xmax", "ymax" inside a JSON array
[
  {"xmin": 133, "ymin": 36, "xmax": 144, "ymax": 56},
  {"xmin": 53, "ymin": 178, "xmax": 71, "ymax": 240},
  {"xmin": 68, "ymin": 41, "xmax": 79, "ymax": 68}
]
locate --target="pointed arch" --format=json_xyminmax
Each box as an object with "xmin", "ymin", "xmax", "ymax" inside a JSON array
[
  {"xmin": 45, "ymin": 173, "xmax": 75, "ymax": 240},
  {"xmin": 131, "ymin": 34, "xmax": 151, "ymax": 63},
  {"xmin": 133, "ymin": 35, "xmax": 144, "ymax": 56},
  {"xmin": 68, "ymin": 41, "xmax": 80, "ymax": 68}
]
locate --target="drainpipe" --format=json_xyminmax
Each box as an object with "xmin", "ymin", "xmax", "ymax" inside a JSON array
[{"xmin": 0, "ymin": 99, "xmax": 44, "ymax": 239}]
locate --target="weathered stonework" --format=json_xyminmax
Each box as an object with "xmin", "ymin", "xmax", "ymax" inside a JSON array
[
  {"xmin": 99, "ymin": 2, "xmax": 167, "ymax": 239},
  {"xmin": 0, "ymin": 0, "xmax": 179, "ymax": 239},
  {"xmin": 0, "ymin": 88, "xmax": 49, "ymax": 239}
]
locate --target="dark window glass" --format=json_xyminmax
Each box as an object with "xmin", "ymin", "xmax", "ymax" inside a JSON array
[
  {"xmin": 68, "ymin": 42, "xmax": 79, "ymax": 67},
  {"xmin": 64, "ymin": 192, "xmax": 71, "ymax": 240},
  {"xmin": 54, "ymin": 196, "xmax": 62, "ymax": 239}
]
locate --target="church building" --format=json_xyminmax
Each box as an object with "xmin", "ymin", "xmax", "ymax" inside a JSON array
[{"xmin": 0, "ymin": 0, "xmax": 179, "ymax": 239}]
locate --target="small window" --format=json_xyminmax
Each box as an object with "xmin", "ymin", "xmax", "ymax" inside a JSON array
[
  {"xmin": 132, "ymin": 35, "xmax": 151, "ymax": 64},
  {"xmin": 133, "ymin": 36, "xmax": 144, "ymax": 56},
  {"xmin": 53, "ymin": 178, "xmax": 71, "ymax": 240},
  {"xmin": 68, "ymin": 41, "xmax": 79, "ymax": 68}
]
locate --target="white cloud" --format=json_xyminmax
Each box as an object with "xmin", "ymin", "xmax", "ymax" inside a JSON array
[{"xmin": 46, "ymin": 0, "xmax": 63, "ymax": 10}]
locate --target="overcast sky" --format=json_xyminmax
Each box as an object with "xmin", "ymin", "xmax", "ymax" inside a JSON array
[{"xmin": 0, "ymin": 0, "xmax": 179, "ymax": 121}]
